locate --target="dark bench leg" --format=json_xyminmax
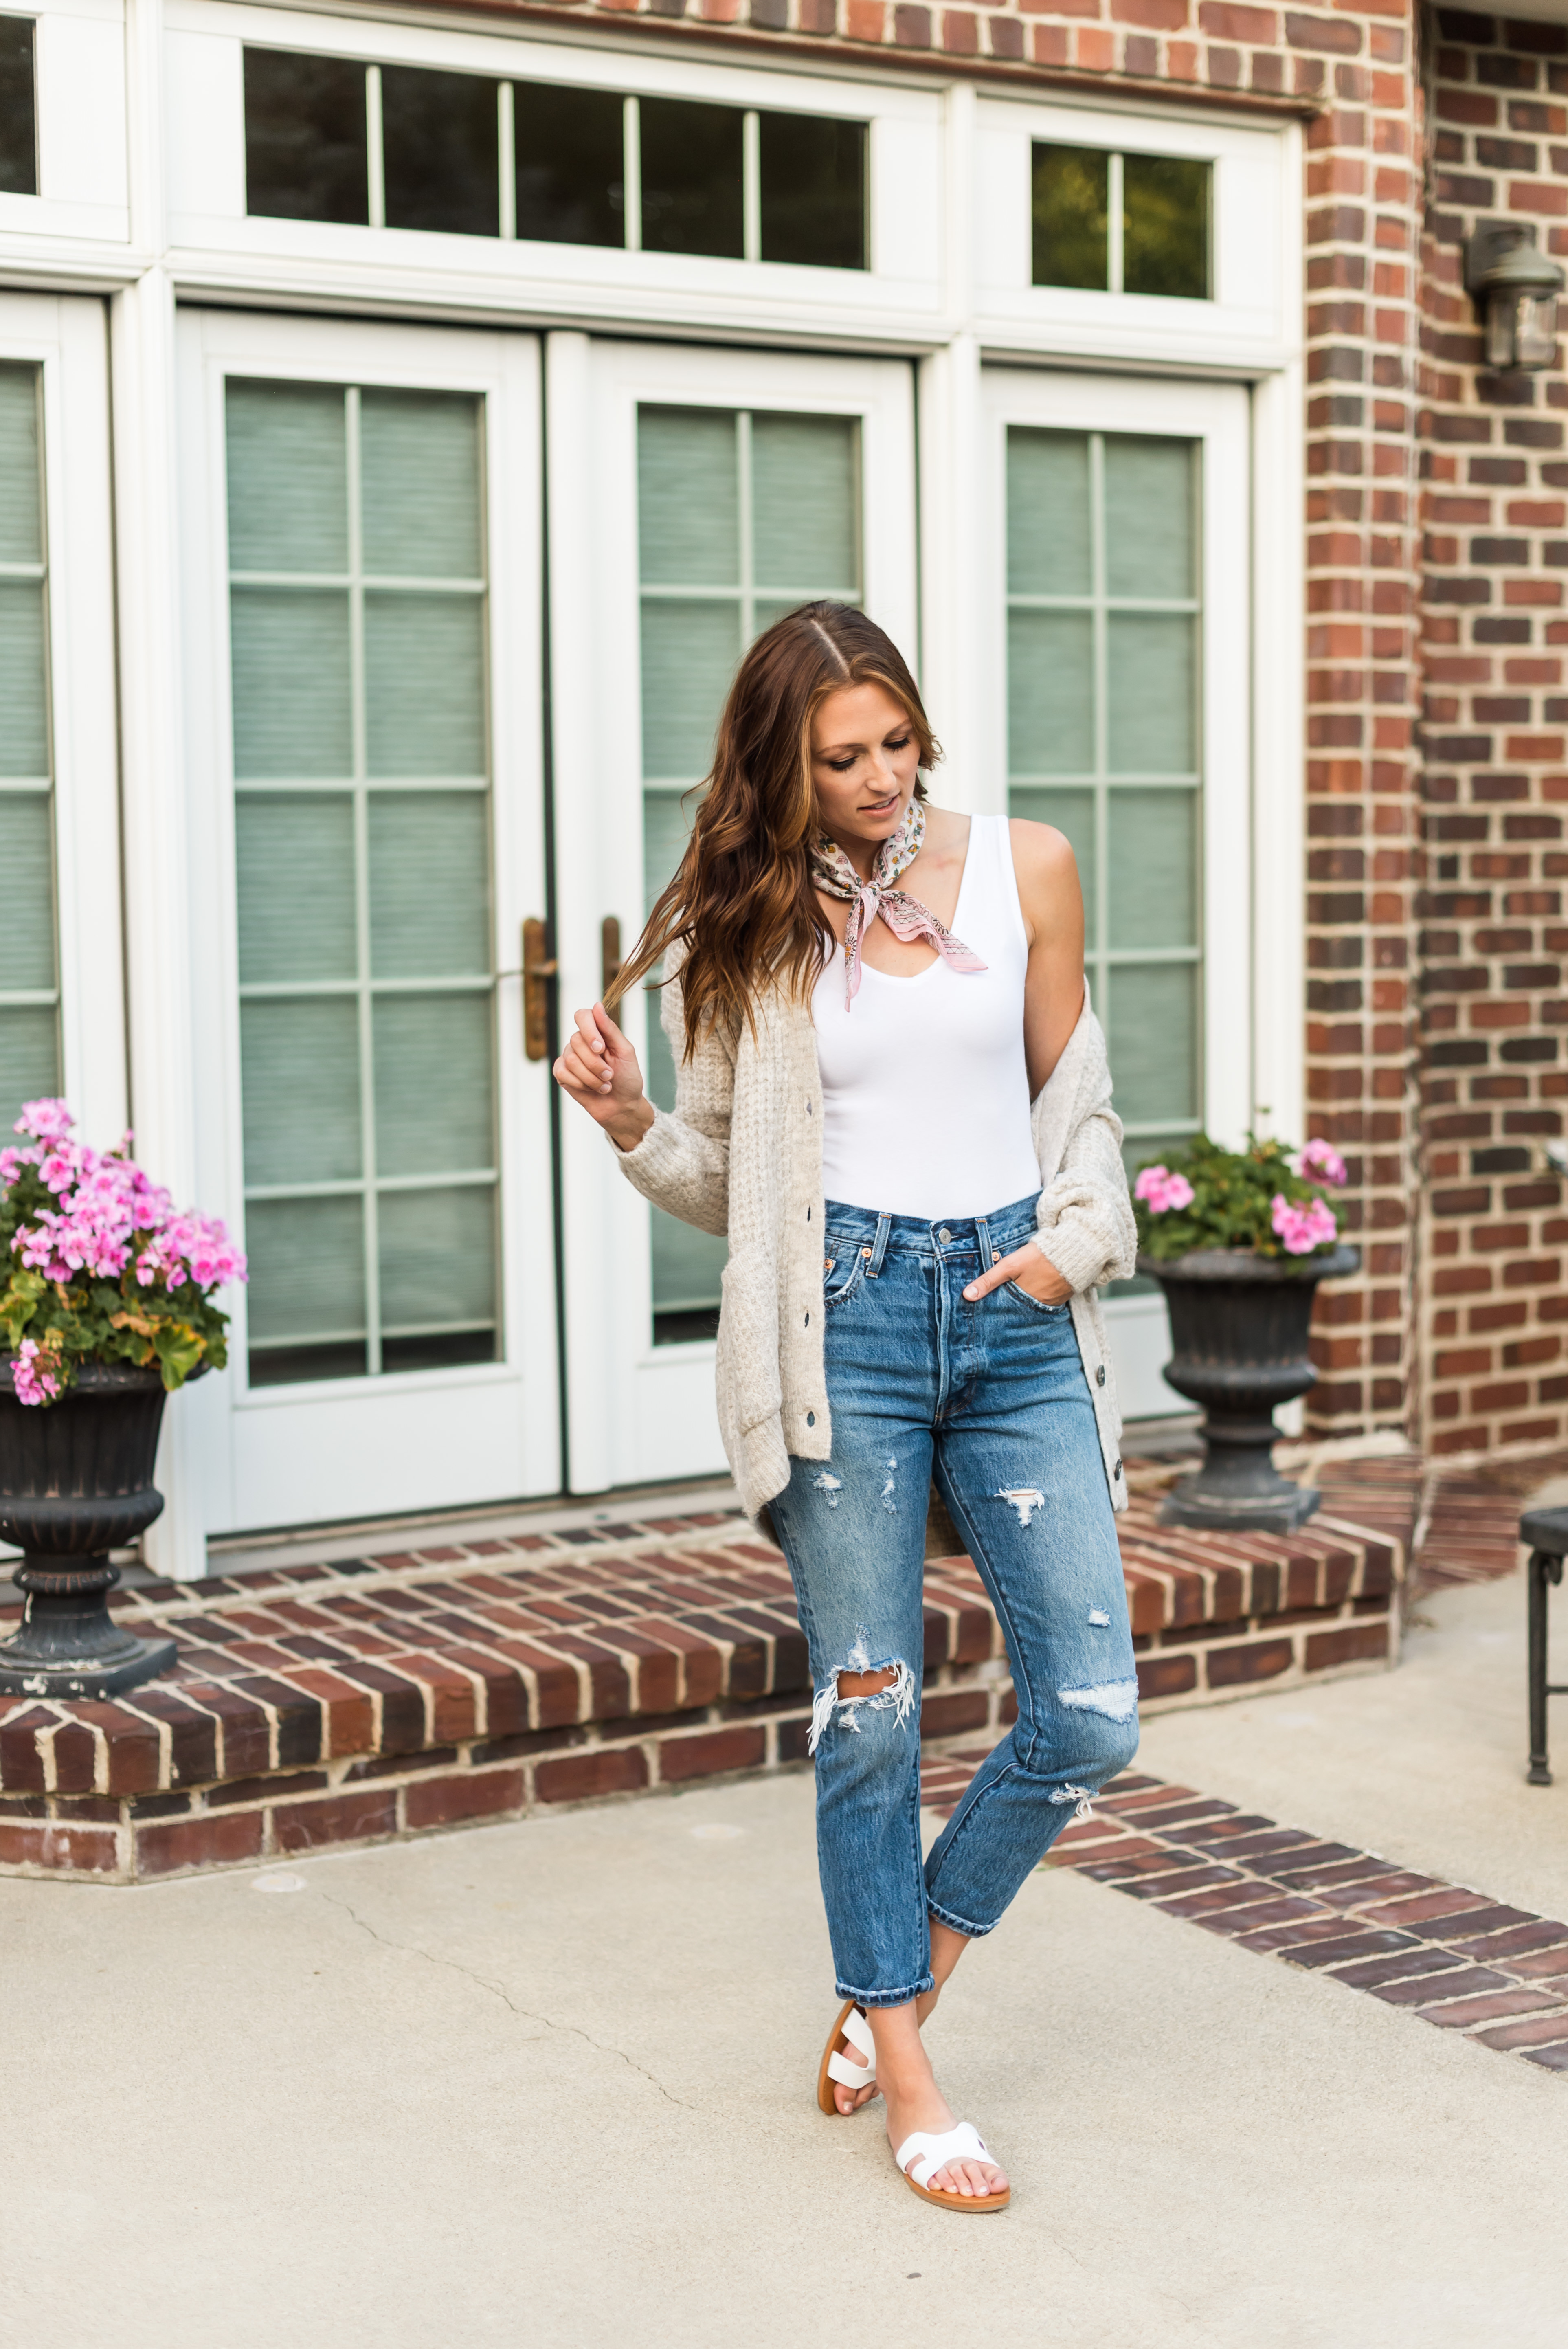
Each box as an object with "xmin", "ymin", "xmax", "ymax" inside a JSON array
[{"xmin": 1529, "ymin": 1548, "xmax": 1561, "ymax": 1786}]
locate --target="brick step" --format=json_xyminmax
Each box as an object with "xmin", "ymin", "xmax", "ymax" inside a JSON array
[{"xmin": 0, "ymin": 1457, "xmax": 1418, "ymax": 1884}]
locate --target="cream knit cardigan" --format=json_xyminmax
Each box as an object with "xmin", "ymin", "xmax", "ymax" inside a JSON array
[{"xmin": 614, "ymin": 966, "xmax": 1139, "ymax": 1523}]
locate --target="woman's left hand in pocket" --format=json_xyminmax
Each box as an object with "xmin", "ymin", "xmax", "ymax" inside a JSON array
[{"xmin": 963, "ymin": 1245, "xmax": 1073, "ymax": 1306}]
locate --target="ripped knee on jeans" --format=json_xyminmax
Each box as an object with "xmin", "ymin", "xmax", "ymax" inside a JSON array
[{"xmin": 807, "ymin": 1644, "xmax": 918, "ymax": 1754}]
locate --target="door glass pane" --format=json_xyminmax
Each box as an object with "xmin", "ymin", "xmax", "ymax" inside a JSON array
[
  {"xmin": 1032, "ymin": 145, "xmax": 1109, "ymax": 290},
  {"xmin": 0, "ymin": 363, "xmax": 58, "ymax": 1129},
  {"xmin": 1007, "ymin": 610, "xmax": 1092, "ymax": 778},
  {"xmin": 758, "ymin": 114, "xmax": 865, "ymax": 271},
  {"xmin": 1122, "ymin": 155, "xmax": 1210, "ymax": 301},
  {"xmin": 243, "ymin": 48, "xmax": 369, "ymax": 228},
  {"xmin": 227, "ymin": 378, "xmax": 499, "ymax": 1385},
  {"xmin": 1006, "ymin": 423, "xmax": 1201, "ymax": 1192},
  {"xmin": 637, "ymin": 399, "xmax": 862, "ymax": 1343},
  {"xmin": 236, "ymin": 795, "xmax": 357, "ymax": 982}
]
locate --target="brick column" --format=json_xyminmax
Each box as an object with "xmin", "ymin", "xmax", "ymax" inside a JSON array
[{"xmin": 1420, "ymin": 8, "xmax": 1568, "ymax": 1458}]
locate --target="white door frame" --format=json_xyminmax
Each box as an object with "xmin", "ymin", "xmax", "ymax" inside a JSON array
[
  {"xmin": 979, "ymin": 365, "xmax": 1253, "ymax": 1420},
  {"xmin": 176, "ymin": 307, "xmax": 560, "ymax": 1536},
  {"xmin": 0, "ymin": 291, "xmax": 127, "ymax": 1144},
  {"xmin": 548, "ymin": 330, "xmax": 918, "ymax": 1494}
]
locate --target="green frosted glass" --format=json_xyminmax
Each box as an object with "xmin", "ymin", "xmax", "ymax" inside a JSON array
[
  {"xmin": 1009, "ymin": 786, "xmax": 1095, "ymax": 951},
  {"xmin": 372, "ymin": 993, "xmax": 494, "ymax": 1176},
  {"xmin": 361, "ymin": 389, "xmax": 482, "ymax": 580},
  {"xmin": 1032, "ymin": 145, "xmax": 1108, "ymax": 290},
  {"xmin": 1007, "ymin": 430, "xmax": 1091, "ymax": 598},
  {"xmin": 1105, "ymin": 437, "xmax": 1193, "ymax": 601},
  {"xmin": 378, "ymin": 1183, "xmax": 496, "ymax": 1330},
  {"xmin": 1107, "ymin": 613, "xmax": 1194, "ymax": 774},
  {"xmin": 1123, "ymin": 154, "xmax": 1210, "ymax": 301},
  {"xmin": 364, "ymin": 592, "xmax": 485, "ymax": 776},
  {"xmin": 230, "ymin": 588, "xmax": 351, "ymax": 778},
  {"xmin": 244, "ymin": 1194, "xmax": 365, "ymax": 1343},
  {"xmin": 241, "ymin": 997, "xmax": 362, "ymax": 1185},
  {"xmin": 642, "ymin": 787, "xmax": 695, "ymax": 921},
  {"xmin": 1008, "ymin": 610, "xmax": 1093, "ymax": 777},
  {"xmin": 652, "ymin": 1210, "xmax": 726, "ymax": 1319},
  {"xmin": 226, "ymin": 380, "xmax": 346, "ymax": 576},
  {"xmin": 369, "ymin": 791, "xmax": 490, "ymax": 977},
  {"xmin": 752, "ymin": 413, "xmax": 857, "ymax": 593},
  {"xmin": 0, "ymin": 363, "xmax": 40, "ymax": 565},
  {"xmin": 640, "ymin": 597, "xmax": 739, "ymax": 780},
  {"xmin": 1107, "ymin": 962, "xmax": 1197, "ymax": 1128},
  {"xmin": 638, "ymin": 408, "xmax": 738, "ymax": 587},
  {"xmin": 236, "ymin": 793, "xmax": 356, "ymax": 984},
  {"xmin": 0, "ymin": 580, "xmax": 46, "ymax": 778},
  {"xmin": 0, "ymin": 1006, "xmax": 58, "ymax": 1132},
  {"xmin": 1108, "ymin": 787, "xmax": 1196, "ymax": 951}
]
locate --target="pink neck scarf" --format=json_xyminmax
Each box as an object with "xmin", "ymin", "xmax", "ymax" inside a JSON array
[{"xmin": 810, "ymin": 801, "xmax": 987, "ymax": 1009}]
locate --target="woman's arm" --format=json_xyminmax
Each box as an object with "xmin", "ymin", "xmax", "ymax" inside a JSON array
[
  {"xmin": 963, "ymin": 820, "xmax": 1087, "ymax": 1306},
  {"xmin": 552, "ymin": 970, "xmax": 733, "ymax": 1237},
  {"xmin": 1014, "ymin": 818, "xmax": 1087, "ymax": 1096}
]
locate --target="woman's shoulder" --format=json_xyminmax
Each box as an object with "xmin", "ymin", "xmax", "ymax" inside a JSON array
[{"xmin": 1006, "ymin": 813, "xmax": 1080, "ymax": 883}]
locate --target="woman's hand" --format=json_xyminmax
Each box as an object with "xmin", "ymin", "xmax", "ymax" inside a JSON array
[
  {"xmin": 552, "ymin": 1003, "xmax": 656, "ymax": 1154},
  {"xmin": 962, "ymin": 1244, "xmax": 1073, "ymax": 1307}
]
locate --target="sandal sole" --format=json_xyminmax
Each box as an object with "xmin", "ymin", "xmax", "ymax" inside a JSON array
[{"xmin": 901, "ymin": 2170, "xmax": 1011, "ymax": 2214}]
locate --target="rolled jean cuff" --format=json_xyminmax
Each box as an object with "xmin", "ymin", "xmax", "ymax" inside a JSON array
[
  {"xmin": 837, "ymin": 1974, "xmax": 935, "ymax": 2007},
  {"xmin": 925, "ymin": 1895, "xmax": 999, "ymax": 1940}
]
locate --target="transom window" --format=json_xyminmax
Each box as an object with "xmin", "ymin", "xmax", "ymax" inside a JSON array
[
  {"xmin": 225, "ymin": 377, "xmax": 499, "ymax": 1388},
  {"xmin": 0, "ymin": 360, "xmax": 59, "ymax": 1129},
  {"xmin": 1032, "ymin": 143, "xmax": 1210, "ymax": 299},
  {"xmin": 243, "ymin": 49, "xmax": 867, "ymax": 270},
  {"xmin": 1005, "ymin": 424, "xmax": 1202, "ymax": 1187},
  {"xmin": 638, "ymin": 402, "xmax": 860, "ymax": 1343},
  {"xmin": 0, "ymin": 15, "xmax": 34, "ymax": 196}
]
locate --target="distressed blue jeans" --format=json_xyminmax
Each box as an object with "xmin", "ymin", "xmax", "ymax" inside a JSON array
[{"xmin": 768, "ymin": 1194, "xmax": 1140, "ymax": 2008}]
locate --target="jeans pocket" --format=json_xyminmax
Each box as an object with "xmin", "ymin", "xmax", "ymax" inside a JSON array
[
  {"xmin": 1004, "ymin": 1280, "xmax": 1069, "ymax": 1315},
  {"xmin": 823, "ymin": 1239, "xmax": 871, "ymax": 1310}
]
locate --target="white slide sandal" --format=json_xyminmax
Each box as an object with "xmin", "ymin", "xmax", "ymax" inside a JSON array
[
  {"xmin": 895, "ymin": 2122, "xmax": 1011, "ymax": 2213},
  {"xmin": 816, "ymin": 2000, "xmax": 878, "ymax": 2114}
]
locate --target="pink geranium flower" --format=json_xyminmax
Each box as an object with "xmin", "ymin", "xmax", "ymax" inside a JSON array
[
  {"xmin": 1271, "ymin": 1193, "xmax": 1338, "ymax": 1255},
  {"xmin": 11, "ymin": 1338, "xmax": 61, "ymax": 1406},
  {"xmin": 1296, "ymin": 1137, "xmax": 1348, "ymax": 1187},
  {"xmin": 1135, "ymin": 1165, "xmax": 1196, "ymax": 1215}
]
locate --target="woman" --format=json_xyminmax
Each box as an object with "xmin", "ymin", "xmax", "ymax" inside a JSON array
[{"xmin": 553, "ymin": 602, "xmax": 1138, "ymax": 2215}]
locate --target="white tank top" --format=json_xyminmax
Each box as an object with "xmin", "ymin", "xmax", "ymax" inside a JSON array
[{"xmin": 813, "ymin": 813, "xmax": 1040, "ymax": 1219}]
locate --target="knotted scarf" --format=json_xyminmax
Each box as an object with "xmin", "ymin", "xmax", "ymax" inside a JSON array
[{"xmin": 809, "ymin": 801, "xmax": 987, "ymax": 1009}]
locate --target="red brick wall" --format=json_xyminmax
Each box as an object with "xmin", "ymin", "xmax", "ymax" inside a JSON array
[{"xmin": 1420, "ymin": 8, "xmax": 1568, "ymax": 1458}]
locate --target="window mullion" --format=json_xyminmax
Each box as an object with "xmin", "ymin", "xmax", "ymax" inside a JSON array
[
  {"xmin": 346, "ymin": 385, "xmax": 381, "ymax": 1378},
  {"xmin": 623, "ymin": 96, "xmax": 642, "ymax": 253},
  {"xmin": 742, "ymin": 112, "xmax": 761, "ymax": 263},
  {"xmin": 365, "ymin": 66, "xmax": 385, "ymax": 230},
  {"xmin": 498, "ymin": 81, "xmax": 516, "ymax": 240}
]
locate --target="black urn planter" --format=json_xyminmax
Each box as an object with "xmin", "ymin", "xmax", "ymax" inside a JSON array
[
  {"xmin": 1140, "ymin": 1244, "xmax": 1360, "ymax": 1535},
  {"xmin": 0, "ymin": 1363, "xmax": 177, "ymax": 1699}
]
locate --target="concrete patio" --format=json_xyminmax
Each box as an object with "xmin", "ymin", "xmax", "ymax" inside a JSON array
[{"xmin": 2, "ymin": 1526, "xmax": 1564, "ymax": 2349}]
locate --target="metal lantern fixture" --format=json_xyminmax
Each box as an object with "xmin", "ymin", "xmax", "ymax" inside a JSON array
[{"xmin": 1465, "ymin": 222, "xmax": 1566, "ymax": 372}]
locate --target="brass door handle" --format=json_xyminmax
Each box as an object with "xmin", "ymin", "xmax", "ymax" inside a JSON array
[
  {"xmin": 522, "ymin": 918, "xmax": 557, "ymax": 1062},
  {"xmin": 601, "ymin": 915, "xmax": 622, "ymax": 1006}
]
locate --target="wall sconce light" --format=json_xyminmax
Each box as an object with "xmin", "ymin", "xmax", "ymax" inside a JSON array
[{"xmin": 1465, "ymin": 222, "xmax": 1566, "ymax": 372}]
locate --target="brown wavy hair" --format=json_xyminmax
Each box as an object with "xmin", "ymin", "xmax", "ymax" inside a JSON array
[{"xmin": 612, "ymin": 602, "xmax": 939, "ymax": 1058}]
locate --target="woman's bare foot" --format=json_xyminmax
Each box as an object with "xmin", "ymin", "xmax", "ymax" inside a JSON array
[
  {"xmin": 828, "ymin": 2013, "xmax": 880, "ymax": 2114},
  {"xmin": 867, "ymin": 2004, "xmax": 1008, "ymax": 2200},
  {"xmin": 832, "ymin": 1918, "xmax": 976, "ymax": 2116}
]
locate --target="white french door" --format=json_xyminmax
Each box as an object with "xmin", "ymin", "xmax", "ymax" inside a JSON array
[
  {"xmin": 0, "ymin": 292, "xmax": 125, "ymax": 1149},
  {"xmin": 178, "ymin": 312, "xmax": 559, "ymax": 1534},
  {"xmin": 980, "ymin": 368, "xmax": 1252, "ymax": 1421},
  {"xmin": 548, "ymin": 334, "xmax": 917, "ymax": 1494}
]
